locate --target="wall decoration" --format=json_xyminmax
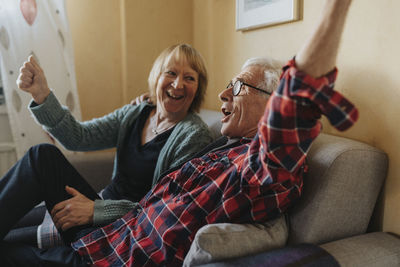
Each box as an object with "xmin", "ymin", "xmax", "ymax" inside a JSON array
[
  {"xmin": 0, "ymin": 26, "xmax": 9, "ymax": 50},
  {"xmin": 20, "ymin": 0, "xmax": 37, "ymax": 26},
  {"xmin": 11, "ymin": 89, "xmax": 22, "ymax": 113},
  {"xmin": 0, "ymin": 0, "xmax": 81, "ymax": 157},
  {"xmin": 236, "ymin": 0, "xmax": 301, "ymax": 31},
  {"xmin": 58, "ymin": 29, "xmax": 65, "ymax": 47}
]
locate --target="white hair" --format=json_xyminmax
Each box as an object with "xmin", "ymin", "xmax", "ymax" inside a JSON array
[{"xmin": 241, "ymin": 57, "xmax": 284, "ymax": 96}]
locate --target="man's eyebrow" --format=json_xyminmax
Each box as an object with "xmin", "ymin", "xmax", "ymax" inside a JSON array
[{"xmin": 234, "ymin": 77, "xmax": 245, "ymax": 83}]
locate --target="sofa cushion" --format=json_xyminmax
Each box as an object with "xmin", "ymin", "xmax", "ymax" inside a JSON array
[
  {"xmin": 196, "ymin": 244, "xmax": 339, "ymax": 267},
  {"xmin": 66, "ymin": 151, "xmax": 115, "ymax": 192},
  {"xmin": 183, "ymin": 215, "xmax": 288, "ymax": 266},
  {"xmin": 198, "ymin": 109, "xmax": 222, "ymax": 139},
  {"xmin": 321, "ymin": 232, "xmax": 400, "ymax": 267},
  {"xmin": 288, "ymin": 133, "xmax": 388, "ymax": 245}
]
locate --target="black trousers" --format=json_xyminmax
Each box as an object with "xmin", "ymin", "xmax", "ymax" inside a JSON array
[
  {"xmin": 0, "ymin": 241, "xmax": 89, "ymax": 267},
  {"xmin": 0, "ymin": 144, "xmax": 101, "ymax": 266},
  {"xmin": 4, "ymin": 205, "xmax": 46, "ymax": 245}
]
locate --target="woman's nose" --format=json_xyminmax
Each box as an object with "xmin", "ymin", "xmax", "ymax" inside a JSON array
[
  {"xmin": 172, "ymin": 76, "xmax": 184, "ymax": 89},
  {"xmin": 219, "ymin": 87, "xmax": 232, "ymax": 102}
]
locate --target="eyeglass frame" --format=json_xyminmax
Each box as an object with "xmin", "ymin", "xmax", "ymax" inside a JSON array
[{"xmin": 226, "ymin": 80, "xmax": 272, "ymax": 96}]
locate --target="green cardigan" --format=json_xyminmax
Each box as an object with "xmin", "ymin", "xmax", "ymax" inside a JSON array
[{"xmin": 30, "ymin": 92, "xmax": 214, "ymax": 225}]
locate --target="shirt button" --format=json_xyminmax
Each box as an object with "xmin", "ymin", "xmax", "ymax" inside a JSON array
[{"xmin": 137, "ymin": 208, "xmax": 142, "ymax": 213}]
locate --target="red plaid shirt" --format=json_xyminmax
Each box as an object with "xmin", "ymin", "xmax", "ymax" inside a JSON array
[{"xmin": 72, "ymin": 60, "xmax": 358, "ymax": 266}]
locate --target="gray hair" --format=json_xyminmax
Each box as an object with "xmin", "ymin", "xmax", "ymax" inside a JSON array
[{"xmin": 241, "ymin": 57, "xmax": 284, "ymax": 97}]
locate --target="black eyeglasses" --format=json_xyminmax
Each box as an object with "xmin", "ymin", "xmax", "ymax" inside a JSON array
[{"xmin": 226, "ymin": 80, "xmax": 271, "ymax": 96}]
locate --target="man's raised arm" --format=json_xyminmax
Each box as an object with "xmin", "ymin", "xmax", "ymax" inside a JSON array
[
  {"xmin": 296, "ymin": 0, "xmax": 352, "ymax": 77},
  {"xmin": 255, "ymin": 0, "xmax": 357, "ymax": 174}
]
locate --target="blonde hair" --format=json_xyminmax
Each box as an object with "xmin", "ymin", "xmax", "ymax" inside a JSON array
[{"xmin": 148, "ymin": 44, "xmax": 208, "ymax": 113}]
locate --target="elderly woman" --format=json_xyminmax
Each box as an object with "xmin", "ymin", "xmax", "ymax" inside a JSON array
[{"xmin": 3, "ymin": 44, "xmax": 213, "ymax": 246}]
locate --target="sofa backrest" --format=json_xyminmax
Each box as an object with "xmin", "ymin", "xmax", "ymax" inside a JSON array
[
  {"xmin": 67, "ymin": 151, "xmax": 115, "ymax": 192},
  {"xmin": 198, "ymin": 109, "xmax": 222, "ymax": 139},
  {"xmin": 287, "ymin": 133, "xmax": 388, "ymax": 245}
]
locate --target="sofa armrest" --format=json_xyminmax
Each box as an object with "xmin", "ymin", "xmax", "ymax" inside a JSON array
[
  {"xmin": 321, "ymin": 232, "xmax": 400, "ymax": 267},
  {"xmin": 65, "ymin": 151, "xmax": 115, "ymax": 192}
]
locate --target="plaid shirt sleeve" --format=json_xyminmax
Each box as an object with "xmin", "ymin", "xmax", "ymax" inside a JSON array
[
  {"xmin": 236, "ymin": 59, "xmax": 359, "ymax": 222},
  {"xmin": 262, "ymin": 59, "xmax": 358, "ymax": 171}
]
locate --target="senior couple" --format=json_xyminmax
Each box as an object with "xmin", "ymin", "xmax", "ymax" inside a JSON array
[{"xmin": 0, "ymin": 0, "xmax": 358, "ymax": 265}]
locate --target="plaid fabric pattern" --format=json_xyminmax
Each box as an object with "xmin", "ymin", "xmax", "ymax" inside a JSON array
[
  {"xmin": 72, "ymin": 60, "xmax": 358, "ymax": 266},
  {"xmin": 37, "ymin": 210, "xmax": 63, "ymax": 249}
]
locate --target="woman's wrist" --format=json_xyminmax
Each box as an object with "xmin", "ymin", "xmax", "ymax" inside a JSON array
[{"xmin": 32, "ymin": 88, "xmax": 50, "ymax": 104}]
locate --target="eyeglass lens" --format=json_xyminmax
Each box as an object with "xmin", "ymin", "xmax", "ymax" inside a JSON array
[{"xmin": 233, "ymin": 81, "xmax": 242, "ymax": 96}]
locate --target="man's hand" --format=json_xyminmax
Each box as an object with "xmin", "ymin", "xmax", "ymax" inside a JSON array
[
  {"xmin": 130, "ymin": 93, "xmax": 151, "ymax": 105},
  {"xmin": 295, "ymin": 0, "xmax": 352, "ymax": 77},
  {"xmin": 17, "ymin": 55, "xmax": 50, "ymax": 104},
  {"xmin": 51, "ymin": 186, "xmax": 95, "ymax": 231}
]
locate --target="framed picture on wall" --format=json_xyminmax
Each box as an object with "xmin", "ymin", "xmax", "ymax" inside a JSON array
[{"xmin": 236, "ymin": 0, "xmax": 301, "ymax": 31}]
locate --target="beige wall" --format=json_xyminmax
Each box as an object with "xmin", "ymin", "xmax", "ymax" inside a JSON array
[
  {"xmin": 123, "ymin": 0, "xmax": 193, "ymax": 103},
  {"xmin": 66, "ymin": 0, "xmax": 193, "ymax": 120},
  {"xmin": 67, "ymin": 0, "xmax": 400, "ymax": 234},
  {"xmin": 66, "ymin": 0, "xmax": 123, "ymax": 120}
]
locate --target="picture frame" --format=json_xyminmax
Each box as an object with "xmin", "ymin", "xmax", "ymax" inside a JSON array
[{"xmin": 236, "ymin": 0, "xmax": 301, "ymax": 31}]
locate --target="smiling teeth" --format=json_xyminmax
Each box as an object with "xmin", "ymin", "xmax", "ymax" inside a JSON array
[{"xmin": 167, "ymin": 90, "xmax": 184, "ymax": 99}]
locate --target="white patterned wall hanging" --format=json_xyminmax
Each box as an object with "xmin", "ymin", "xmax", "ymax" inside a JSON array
[{"xmin": 0, "ymin": 0, "xmax": 81, "ymax": 158}]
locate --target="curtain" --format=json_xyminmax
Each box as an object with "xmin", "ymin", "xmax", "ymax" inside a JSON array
[{"xmin": 0, "ymin": 0, "xmax": 81, "ymax": 158}]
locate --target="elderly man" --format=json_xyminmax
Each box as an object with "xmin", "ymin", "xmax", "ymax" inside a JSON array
[{"xmin": 0, "ymin": 0, "xmax": 357, "ymax": 266}]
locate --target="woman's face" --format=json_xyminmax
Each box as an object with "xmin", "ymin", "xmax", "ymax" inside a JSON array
[{"xmin": 155, "ymin": 56, "xmax": 199, "ymax": 119}]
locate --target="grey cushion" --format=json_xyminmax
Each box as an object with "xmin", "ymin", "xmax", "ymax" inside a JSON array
[
  {"xmin": 66, "ymin": 151, "xmax": 115, "ymax": 192},
  {"xmin": 321, "ymin": 232, "xmax": 400, "ymax": 267},
  {"xmin": 198, "ymin": 109, "xmax": 222, "ymax": 139},
  {"xmin": 288, "ymin": 133, "xmax": 388, "ymax": 245},
  {"xmin": 197, "ymin": 244, "xmax": 340, "ymax": 267},
  {"xmin": 183, "ymin": 215, "xmax": 288, "ymax": 266}
]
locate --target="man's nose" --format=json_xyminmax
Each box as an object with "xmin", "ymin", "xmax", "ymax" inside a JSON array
[
  {"xmin": 172, "ymin": 76, "xmax": 184, "ymax": 89},
  {"xmin": 218, "ymin": 87, "xmax": 232, "ymax": 102}
]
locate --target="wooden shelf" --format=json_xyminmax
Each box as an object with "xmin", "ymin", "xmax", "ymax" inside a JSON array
[{"xmin": 0, "ymin": 142, "xmax": 15, "ymax": 150}]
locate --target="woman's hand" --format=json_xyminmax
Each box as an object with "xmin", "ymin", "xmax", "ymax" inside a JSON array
[
  {"xmin": 17, "ymin": 55, "xmax": 50, "ymax": 104},
  {"xmin": 51, "ymin": 186, "xmax": 95, "ymax": 231},
  {"xmin": 130, "ymin": 93, "xmax": 151, "ymax": 105}
]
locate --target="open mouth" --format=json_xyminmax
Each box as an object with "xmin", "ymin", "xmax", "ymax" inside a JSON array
[
  {"xmin": 221, "ymin": 108, "xmax": 232, "ymax": 123},
  {"xmin": 222, "ymin": 108, "xmax": 231, "ymax": 116},
  {"xmin": 166, "ymin": 90, "xmax": 184, "ymax": 100}
]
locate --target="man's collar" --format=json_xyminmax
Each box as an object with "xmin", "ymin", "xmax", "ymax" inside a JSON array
[
  {"xmin": 227, "ymin": 136, "xmax": 252, "ymax": 143},
  {"xmin": 225, "ymin": 137, "xmax": 241, "ymax": 145}
]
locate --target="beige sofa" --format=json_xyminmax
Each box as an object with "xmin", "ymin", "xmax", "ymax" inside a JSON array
[{"xmin": 64, "ymin": 110, "xmax": 400, "ymax": 266}]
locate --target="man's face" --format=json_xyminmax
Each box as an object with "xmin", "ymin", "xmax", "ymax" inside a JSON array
[{"xmin": 219, "ymin": 66, "xmax": 270, "ymax": 138}]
